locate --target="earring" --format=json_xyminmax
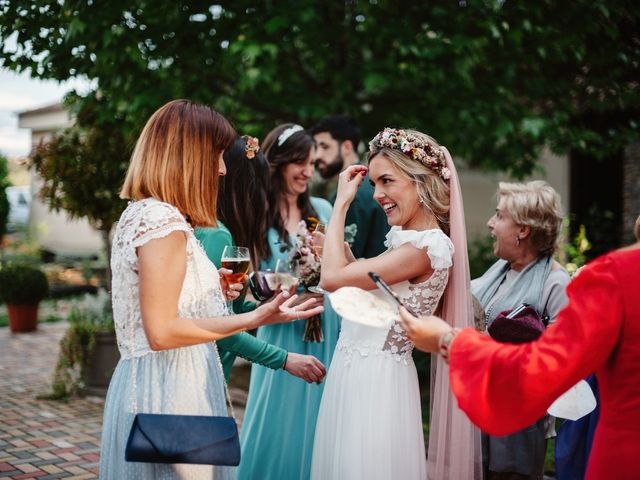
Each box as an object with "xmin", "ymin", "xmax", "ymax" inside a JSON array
[{"xmin": 516, "ymin": 236, "xmax": 521, "ymax": 246}]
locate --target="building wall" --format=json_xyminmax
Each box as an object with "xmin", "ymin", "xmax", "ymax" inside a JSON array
[
  {"xmin": 19, "ymin": 105, "xmax": 103, "ymax": 257},
  {"xmin": 459, "ymin": 148, "xmax": 570, "ymax": 241}
]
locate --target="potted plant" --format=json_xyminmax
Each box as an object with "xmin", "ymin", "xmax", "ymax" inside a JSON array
[
  {"xmin": 44, "ymin": 290, "xmax": 119, "ymax": 399},
  {"xmin": 0, "ymin": 263, "xmax": 49, "ymax": 333}
]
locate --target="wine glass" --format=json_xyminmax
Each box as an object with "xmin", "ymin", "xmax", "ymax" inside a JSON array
[
  {"xmin": 274, "ymin": 259, "xmax": 299, "ymax": 292},
  {"xmin": 312, "ymin": 223, "xmax": 326, "ymax": 260},
  {"xmin": 308, "ymin": 223, "xmax": 328, "ymax": 295},
  {"xmin": 220, "ymin": 246, "xmax": 251, "ymax": 312}
]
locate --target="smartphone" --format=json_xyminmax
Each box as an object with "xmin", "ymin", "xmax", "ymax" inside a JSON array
[
  {"xmin": 506, "ymin": 303, "xmax": 530, "ymax": 319},
  {"xmin": 368, "ymin": 272, "xmax": 418, "ymax": 317}
]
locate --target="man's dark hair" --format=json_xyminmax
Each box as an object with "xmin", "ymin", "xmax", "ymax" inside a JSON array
[{"xmin": 310, "ymin": 115, "xmax": 361, "ymax": 149}]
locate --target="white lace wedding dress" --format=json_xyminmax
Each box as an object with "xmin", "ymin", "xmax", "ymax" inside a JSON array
[
  {"xmin": 310, "ymin": 227, "xmax": 453, "ymax": 480},
  {"xmin": 99, "ymin": 199, "xmax": 234, "ymax": 480}
]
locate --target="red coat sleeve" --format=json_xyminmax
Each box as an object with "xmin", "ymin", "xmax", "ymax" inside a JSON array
[{"xmin": 449, "ymin": 255, "xmax": 623, "ymax": 436}]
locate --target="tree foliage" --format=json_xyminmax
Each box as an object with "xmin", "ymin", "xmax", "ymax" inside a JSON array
[{"xmin": 1, "ymin": 0, "xmax": 639, "ymax": 177}]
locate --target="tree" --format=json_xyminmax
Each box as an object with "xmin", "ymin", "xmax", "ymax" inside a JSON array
[
  {"xmin": 2, "ymin": 1, "xmax": 638, "ymax": 177},
  {"xmin": 29, "ymin": 98, "xmax": 130, "ymax": 291}
]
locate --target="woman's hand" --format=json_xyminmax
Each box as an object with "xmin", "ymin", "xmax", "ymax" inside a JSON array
[
  {"xmin": 252, "ymin": 291, "xmax": 324, "ymax": 327},
  {"xmin": 283, "ymin": 353, "xmax": 327, "ymax": 384},
  {"xmin": 398, "ymin": 306, "xmax": 451, "ymax": 353},
  {"xmin": 219, "ymin": 268, "xmax": 244, "ymax": 301},
  {"xmin": 334, "ymin": 165, "xmax": 368, "ymax": 208}
]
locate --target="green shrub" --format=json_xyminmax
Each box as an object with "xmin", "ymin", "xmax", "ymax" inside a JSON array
[
  {"xmin": 0, "ymin": 263, "xmax": 49, "ymax": 304},
  {"xmin": 0, "ymin": 154, "xmax": 9, "ymax": 240},
  {"xmin": 468, "ymin": 234, "xmax": 496, "ymax": 279}
]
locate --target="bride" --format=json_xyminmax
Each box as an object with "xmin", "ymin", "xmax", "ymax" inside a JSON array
[{"xmin": 310, "ymin": 128, "xmax": 482, "ymax": 479}]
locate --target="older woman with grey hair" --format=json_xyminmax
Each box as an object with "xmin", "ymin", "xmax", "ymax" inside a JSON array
[{"xmin": 471, "ymin": 180, "xmax": 570, "ymax": 480}]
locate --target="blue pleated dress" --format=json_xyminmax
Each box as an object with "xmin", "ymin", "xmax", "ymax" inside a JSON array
[{"xmin": 238, "ymin": 198, "xmax": 341, "ymax": 480}]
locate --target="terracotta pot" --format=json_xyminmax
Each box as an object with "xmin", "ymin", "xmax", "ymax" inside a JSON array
[{"xmin": 7, "ymin": 304, "xmax": 39, "ymax": 333}]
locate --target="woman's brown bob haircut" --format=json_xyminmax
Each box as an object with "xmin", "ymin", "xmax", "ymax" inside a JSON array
[{"xmin": 120, "ymin": 99, "xmax": 236, "ymax": 227}]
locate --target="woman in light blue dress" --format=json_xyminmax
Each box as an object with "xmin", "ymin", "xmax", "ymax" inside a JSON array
[
  {"xmin": 238, "ymin": 124, "xmax": 341, "ymax": 480},
  {"xmin": 99, "ymin": 102, "xmax": 324, "ymax": 480}
]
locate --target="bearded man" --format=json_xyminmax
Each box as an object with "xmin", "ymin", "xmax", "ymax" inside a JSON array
[{"xmin": 310, "ymin": 115, "xmax": 389, "ymax": 258}]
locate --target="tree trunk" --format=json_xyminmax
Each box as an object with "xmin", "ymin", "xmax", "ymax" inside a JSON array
[{"xmin": 623, "ymin": 142, "xmax": 640, "ymax": 244}]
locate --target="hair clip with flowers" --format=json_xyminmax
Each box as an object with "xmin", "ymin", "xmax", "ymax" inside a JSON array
[
  {"xmin": 243, "ymin": 135, "xmax": 260, "ymax": 159},
  {"xmin": 369, "ymin": 127, "xmax": 451, "ymax": 181}
]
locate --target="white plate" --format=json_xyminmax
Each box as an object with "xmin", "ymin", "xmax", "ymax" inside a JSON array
[
  {"xmin": 547, "ymin": 379, "xmax": 597, "ymax": 421},
  {"xmin": 329, "ymin": 287, "xmax": 397, "ymax": 328}
]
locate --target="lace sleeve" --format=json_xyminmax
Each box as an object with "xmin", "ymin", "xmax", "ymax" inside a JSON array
[
  {"xmin": 131, "ymin": 201, "xmax": 191, "ymax": 248},
  {"xmin": 384, "ymin": 227, "xmax": 454, "ymax": 269}
]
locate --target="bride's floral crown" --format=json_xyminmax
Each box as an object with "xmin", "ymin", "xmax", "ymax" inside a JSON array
[
  {"xmin": 243, "ymin": 135, "xmax": 260, "ymax": 159},
  {"xmin": 369, "ymin": 128, "xmax": 450, "ymax": 181}
]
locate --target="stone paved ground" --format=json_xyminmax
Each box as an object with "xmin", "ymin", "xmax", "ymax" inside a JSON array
[
  {"xmin": 0, "ymin": 322, "xmax": 248, "ymax": 480},
  {"xmin": 1, "ymin": 323, "xmax": 102, "ymax": 479}
]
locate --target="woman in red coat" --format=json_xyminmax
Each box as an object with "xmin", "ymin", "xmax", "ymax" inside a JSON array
[{"xmin": 399, "ymin": 241, "xmax": 640, "ymax": 480}]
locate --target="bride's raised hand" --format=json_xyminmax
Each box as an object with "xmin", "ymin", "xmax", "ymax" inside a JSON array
[{"xmin": 335, "ymin": 165, "xmax": 367, "ymax": 208}]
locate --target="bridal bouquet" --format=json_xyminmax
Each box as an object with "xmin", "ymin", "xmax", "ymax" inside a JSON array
[{"xmin": 289, "ymin": 219, "xmax": 323, "ymax": 342}]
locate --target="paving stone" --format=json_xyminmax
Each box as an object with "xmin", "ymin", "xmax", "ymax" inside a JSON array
[
  {"xmin": 13, "ymin": 471, "xmax": 47, "ymax": 479},
  {"xmin": 40, "ymin": 465, "xmax": 62, "ymax": 474},
  {"xmin": 31, "ymin": 459, "xmax": 65, "ymax": 467},
  {"xmin": 0, "ymin": 320, "xmax": 248, "ymax": 480},
  {"xmin": 0, "ymin": 323, "xmax": 101, "ymax": 480},
  {"xmin": 0, "ymin": 470, "xmax": 25, "ymax": 478},
  {"xmin": 49, "ymin": 440, "xmax": 73, "ymax": 449},
  {"xmin": 10, "ymin": 451, "xmax": 38, "ymax": 460},
  {"xmin": 16, "ymin": 463, "xmax": 40, "ymax": 473},
  {"xmin": 0, "ymin": 463, "xmax": 16, "ymax": 472},
  {"xmin": 35, "ymin": 452, "xmax": 56, "ymax": 461},
  {"xmin": 39, "ymin": 474, "xmax": 72, "ymax": 480}
]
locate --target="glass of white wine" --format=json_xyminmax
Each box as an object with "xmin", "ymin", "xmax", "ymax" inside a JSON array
[
  {"xmin": 220, "ymin": 246, "xmax": 251, "ymax": 312},
  {"xmin": 274, "ymin": 259, "xmax": 299, "ymax": 292},
  {"xmin": 308, "ymin": 223, "xmax": 328, "ymax": 295},
  {"xmin": 312, "ymin": 222, "xmax": 326, "ymax": 259}
]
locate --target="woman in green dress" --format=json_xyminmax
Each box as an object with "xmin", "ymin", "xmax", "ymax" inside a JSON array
[{"xmin": 195, "ymin": 136, "xmax": 326, "ymax": 383}]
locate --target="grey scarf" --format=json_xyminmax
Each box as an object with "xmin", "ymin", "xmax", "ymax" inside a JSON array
[{"xmin": 472, "ymin": 255, "xmax": 552, "ymax": 325}]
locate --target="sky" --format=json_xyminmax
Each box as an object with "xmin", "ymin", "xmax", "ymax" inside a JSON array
[{"xmin": 0, "ymin": 68, "xmax": 89, "ymax": 158}]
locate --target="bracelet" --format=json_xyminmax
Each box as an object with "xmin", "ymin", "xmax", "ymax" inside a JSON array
[
  {"xmin": 438, "ymin": 328, "xmax": 461, "ymax": 363},
  {"xmin": 282, "ymin": 353, "xmax": 289, "ymax": 371}
]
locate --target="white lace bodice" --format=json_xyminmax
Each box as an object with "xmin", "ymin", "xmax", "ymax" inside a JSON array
[
  {"xmin": 111, "ymin": 198, "xmax": 228, "ymax": 359},
  {"xmin": 336, "ymin": 228, "xmax": 453, "ymax": 364}
]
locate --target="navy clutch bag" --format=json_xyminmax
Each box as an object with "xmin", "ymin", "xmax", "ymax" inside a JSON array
[{"xmin": 125, "ymin": 413, "xmax": 241, "ymax": 465}]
